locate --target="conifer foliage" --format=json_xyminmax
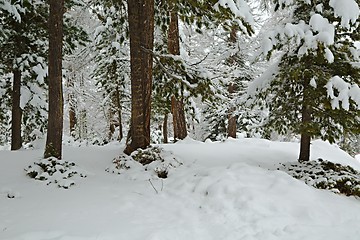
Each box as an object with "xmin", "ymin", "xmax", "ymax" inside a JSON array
[{"xmin": 252, "ymin": 0, "xmax": 360, "ymax": 161}]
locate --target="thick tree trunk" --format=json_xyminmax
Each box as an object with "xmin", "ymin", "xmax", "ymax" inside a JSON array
[
  {"xmin": 299, "ymin": 80, "xmax": 311, "ymax": 162},
  {"xmin": 163, "ymin": 113, "xmax": 168, "ymax": 143},
  {"xmin": 171, "ymin": 96, "xmax": 187, "ymax": 141},
  {"xmin": 11, "ymin": 69, "xmax": 22, "ymax": 150},
  {"xmin": 168, "ymin": 11, "xmax": 180, "ymax": 55},
  {"xmin": 124, "ymin": 0, "xmax": 155, "ymax": 154},
  {"xmin": 168, "ymin": 10, "xmax": 187, "ymax": 141},
  {"xmin": 44, "ymin": 0, "xmax": 64, "ymax": 159},
  {"xmin": 227, "ymin": 84, "xmax": 237, "ymax": 138}
]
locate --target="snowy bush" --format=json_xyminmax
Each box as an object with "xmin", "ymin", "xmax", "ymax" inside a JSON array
[
  {"xmin": 279, "ymin": 159, "xmax": 360, "ymax": 197},
  {"xmin": 25, "ymin": 157, "xmax": 87, "ymax": 189},
  {"xmin": 106, "ymin": 146, "xmax": 182, "ymax": 179}
]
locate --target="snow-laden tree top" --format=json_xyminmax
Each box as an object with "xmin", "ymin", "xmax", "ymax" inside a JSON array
[{"xmin": 262, "ymin": 0, "xmax": 359, "ymax": 58}]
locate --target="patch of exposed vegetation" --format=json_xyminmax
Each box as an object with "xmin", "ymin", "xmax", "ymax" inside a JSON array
[
  {"xmin": 106, "ymin": 146, "xmax": 182, "ymax": 179},
  {"xmin": 279, "ymin": 159, "xmax": 360, "ymax": 198},
  {"xmin": 25, "ymin": 157, "xmax": 87, "ymax": 189}
]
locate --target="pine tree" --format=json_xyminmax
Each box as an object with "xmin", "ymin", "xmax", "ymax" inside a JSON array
[
  {"xmin": 91, "ymin": 0, "xmax": 130, "ymax": 143},
  {"xmin": 254, "ymin": 0, "xmax": 360, "ymax": 161},
  {"xmin": 151, "ymin": 0, "xmax": 255, "ymax": 142},
  {"xmin": 0, "ymin": 1, "xmax": 48, "ymax": 150}
]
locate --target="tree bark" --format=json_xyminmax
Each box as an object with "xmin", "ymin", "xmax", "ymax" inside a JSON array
[
  {"xmin": 115, "ymin": 86, "xmax": 123, "ymax": 141},
  {"xmin": 299, "ymin": 80, "xmax": 311, "ymax": 162},
  {"xmin": 168, "ymin": 10, "xmax": 187, "ymax": 141},
  {"xmin": 171, "ymin": 96, "xmax": 187, "ymax": 141},
  {"xmin": 163, "ymin": 113, "xmax": 168, "ymax": 143},
  {"xmin": 108, "ymin": 108, "xmax": 116, "ymax": 141},
  {"xmin": 67, "ymin": 74, "xmax": 77, "ymax": 137},
  {"xmin": 44, "ymin": 0, "xmax": 64, "ymax": 159},
  {"xmin": 124, "ymin": 0, "xmax": 155, "ymax": 154},
  {"xmin": 227, "ymin": 25, "xmax": 238, "ymax": 139},
  {"xmin": 227, "ymin": 84, "xmax": 237, "ymax": 138},
  {"xmin": 11, "ymin": 69, "xmax": 22, "ymax": 150}
]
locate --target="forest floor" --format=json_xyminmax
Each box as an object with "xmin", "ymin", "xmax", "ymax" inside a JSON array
[{"xmin": 1, "ymin": 137, "xmax": 360, "ymax": 240}]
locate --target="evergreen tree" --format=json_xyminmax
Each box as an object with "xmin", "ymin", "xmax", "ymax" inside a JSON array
[
  {"xmin": 0, "ymin": 0, "xmax": 48, "ymax": 150},
  {"xmin": 91, "ymin": 0, "xmax": 130, "ymax": 143},
  {"xmin": 152, "ymin": 0, "xmax": 255, "ymax": 142},
  {"xmin": 0, "ymin": 0, "xmax": 88, "ymax": 149},
  {"xmin": 253, "ymin": 0, "xmax": 360, "ymax": 161}
]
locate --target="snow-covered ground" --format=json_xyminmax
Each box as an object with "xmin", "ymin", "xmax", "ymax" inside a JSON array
[{"xmin": 1, "ymin": 138, "xmax": 360, "ymax": 240}]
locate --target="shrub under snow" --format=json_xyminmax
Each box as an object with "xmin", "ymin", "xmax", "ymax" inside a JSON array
[
  {"xmin": 106, "ymin": 146, "xmax": 182, "ymax": 179},
  {"xmin": 279, "ymin": 159, "xmax": 360, "ymax": 197},
  {"xmin": 25, "ymin": 157, "xmax": 87, "ymax": 189}
]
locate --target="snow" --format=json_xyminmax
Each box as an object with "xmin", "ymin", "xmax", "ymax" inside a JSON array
[
  {"xmin": 262, "ymin": 0, "xmax": 359, "ymax": 61},
  {"xmin": 0, "ymin": 1, "xmax": 22, "ymax": 22},
  {"xmin": 324, "ymin": 48, "xmax": 334, "ymax": 63},
  {"xmin": 309, "ymin": 14, "xmax": 335, "ymax": 46},
  {"xmin": 310, "ymin": 77, "xmax": 317, "ymax": 88},
  {"xmin": 325, "ymin": 76, "xmax": 360, "ymax": 110},
  {"xmin": 214, "ymin": 0, "xmax": 254, "ymax": 30},
  {"xmin": 20, "ymin": 86, "xmax": 32, "ymax": 110},
  {"xmin": 247, "ymin": 62, "xmax": 279, "ymax": 98},
  {"xmin": 329, "ymin": 0, "xmax": 360, "ymax": 29},
  {"xmin": 1, "ymin": 138, "xmax": 360, "ymax": 240}
]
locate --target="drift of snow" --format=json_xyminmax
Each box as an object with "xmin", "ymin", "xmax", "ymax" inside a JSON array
[{"xmin": 1, "ymin": 138, "xmax": 360, "ymax": 240}]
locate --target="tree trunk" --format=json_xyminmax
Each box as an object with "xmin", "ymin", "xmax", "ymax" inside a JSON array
[
  {"xmin": 11, "ymin": 69, "xmax": 22, "ymax": 150},
  {"xmin": 124, "ymin": 0, "xmax": 155, "ymax": 155},
  {"xmin": 115, "ymin": 86, "xmax": 123, "ymax": 141},
  {"xmin": 227, "ymin": 25, "xmax": 238, "ymax": 139},
  {"xmin": 67, "ymin": 74, "xmax": 77, "ymax": 137},
  {"xmin": 227, "ymin": 84, "xmax": 237, "ymax": 138},
  {"xmin": 78, "ymin": 74, "xmax": 87, "ymax": 140},
  {"xmin": 299, "ymin": 108, "xmax": 311, "ymax": 161},
  {"xmin": 168, "ymin": 10, "xmax": 187, "ymax": 141},
  {"xmin": 229, "ymin": 25, "xmax": 238, "ymax": 44},
  {"xmin": 108, "ymin": 108, "xmax": 116, "ymax": 141},
  {"xmin": 44, "ymin": 0, "xmax": 64, "ymax": 159},
  {"xmin": 163, "ymin": 113, "xmax": 168, "ymax": 143},
  {"xmin": 299, "ymin": 80, "xmax": 311, "ymax": 162},
  {"xmin": 171, "ymin": 96, "xmax": 187, "ymax": 141}
]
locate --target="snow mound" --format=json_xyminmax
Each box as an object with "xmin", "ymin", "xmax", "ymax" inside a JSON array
[
  {"xmin": 25, "ymin": 157, "xmax": 87, "ymax": 189},
  {"xmin": 106, "ymin": 146, "xmax": 183, "ymax": 180}
]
